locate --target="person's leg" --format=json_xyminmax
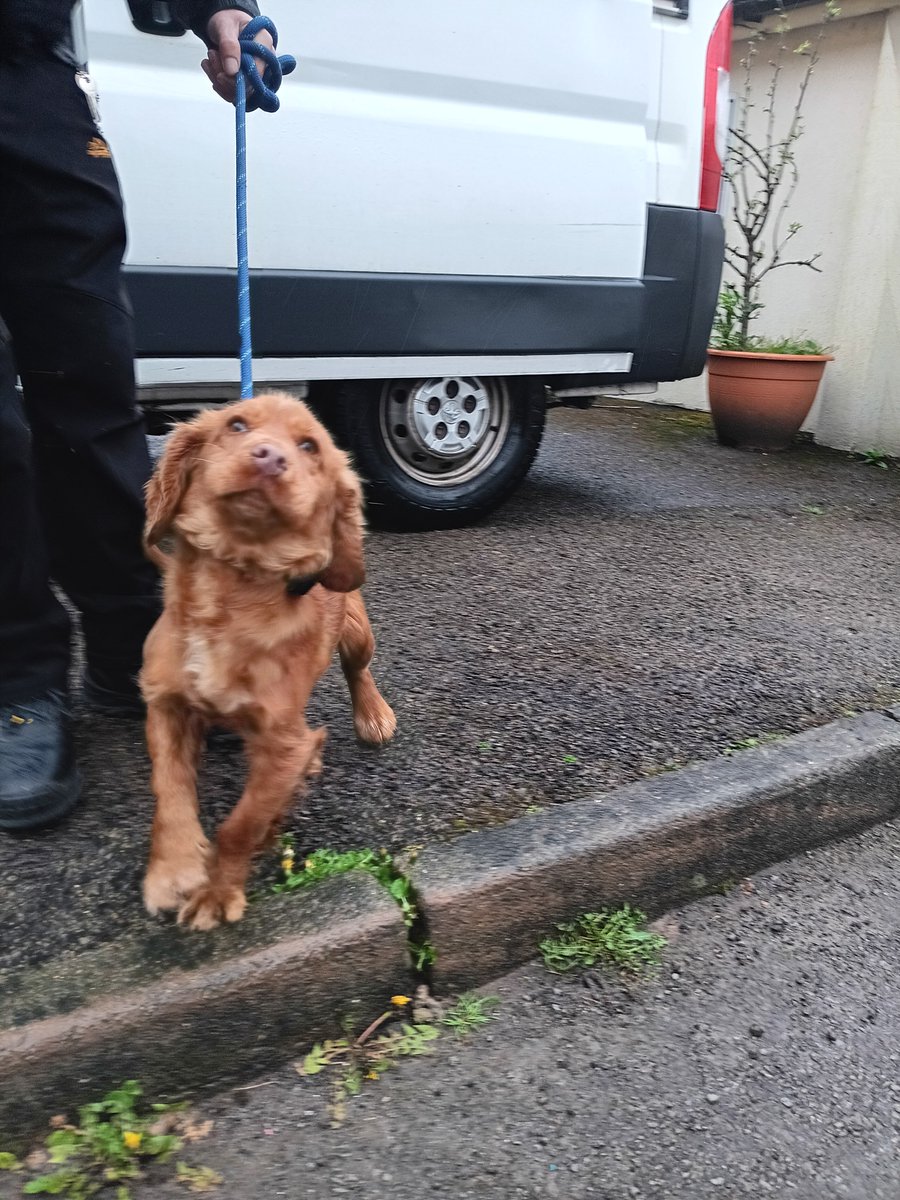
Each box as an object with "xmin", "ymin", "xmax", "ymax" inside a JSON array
[
  {"xmin": 0, "ymin": 316, "xmax": 71, "ymax": 703},
  {"xmin": 11, "ymin": 286, "xmax": 160, "ymax": 705},
  {"xmin": 0, "ymin": 314, "xmax": 80, "ymax": 830},
  {"xmin": 0, "ymin": 52, "xmax": 159, "ymax": 829},
  {"xmin": 0, "ymin": 52, "xmax": 159, "ymax": 710}
]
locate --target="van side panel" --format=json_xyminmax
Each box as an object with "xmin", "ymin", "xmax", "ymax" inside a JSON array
[
  {"xmin": 88, "ymin": 0, "xmax": 657, "ymax": 280},
  {"xmin": 83, "ymin": 0, "xmax": 724, "ymax": 385}
]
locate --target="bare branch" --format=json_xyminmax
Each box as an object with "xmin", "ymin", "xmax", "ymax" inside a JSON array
[
  {"xmin": 720, "ymin": 0, "xmax": 834, "ymax": 344},
  {"xmin": 757, "ymin": 254, "xmax": 823, "ymax": 280}
]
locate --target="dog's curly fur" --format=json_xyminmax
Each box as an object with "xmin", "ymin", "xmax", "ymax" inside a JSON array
[{"xmin": 140, "ymin": 392, "xmax": 396, "ymax": 931}]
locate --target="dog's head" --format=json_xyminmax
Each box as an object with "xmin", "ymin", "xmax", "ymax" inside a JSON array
[{"xmin": 145, "ymin": 392, "xmax": 365, "ymax": 591}]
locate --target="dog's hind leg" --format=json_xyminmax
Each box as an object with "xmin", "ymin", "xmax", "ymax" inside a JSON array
[{"xmin": 338, "ymin": 591, "xmax": 397, "ymax": 745}]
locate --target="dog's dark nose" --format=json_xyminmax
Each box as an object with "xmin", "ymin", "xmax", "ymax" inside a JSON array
[{"xmin": 251, "ymin": 444, "xmax": 288, "ymax": 477}]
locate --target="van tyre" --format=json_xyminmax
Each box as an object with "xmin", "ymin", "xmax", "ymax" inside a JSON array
[{"xmin": 331, "ymin": 376, "xmax": 546, "ymax": 531}]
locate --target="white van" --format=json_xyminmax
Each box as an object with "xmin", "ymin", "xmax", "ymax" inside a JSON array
[{"xmin": 84, "ymin": 0, "xmax": 731, "ymax": 527}]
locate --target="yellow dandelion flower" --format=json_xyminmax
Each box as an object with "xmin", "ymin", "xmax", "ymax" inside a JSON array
[
  {"xmin": 122, "ymin": 1131, "xmax": 142, "ymax": 1151},
  {"xmin": 281, "ymin": 857, "xmax": 294, "ymax": 872},
  {"xmin": 366, "ymin": 1071, "xmax": 379, "ymax": 1080},
  {"xmin": 391, "ymin": 994, "xmax": 411, "ymax": 1007}
]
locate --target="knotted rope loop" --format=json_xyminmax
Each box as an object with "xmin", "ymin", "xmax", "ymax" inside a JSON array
[{"xmin": 237, "ymin": 14, "xmax": 296, "ymax": 113}]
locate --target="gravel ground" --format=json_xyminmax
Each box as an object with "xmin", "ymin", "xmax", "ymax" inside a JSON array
[
  {"xmin": 2, "ymin": 405, "xmax": 900, "ymax": 979},
  {"xmin": 28, "ymin": 815, "xmax": 894, "ymax": 1200}
]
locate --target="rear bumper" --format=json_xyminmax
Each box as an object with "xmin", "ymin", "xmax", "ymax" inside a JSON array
[
  {"xmin": 630, "ymin": 204, "xmax": 725, "ymax": 382},
  {"xmin": 127, "ymin": 204, "xmax": 723, "ymax": 384}
]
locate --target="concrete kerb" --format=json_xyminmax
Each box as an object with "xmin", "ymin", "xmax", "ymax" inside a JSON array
[
  {"xmin": 4, "ymin": 709, "xmax": 900, "ymax": 1143},
  {"xmin": 411, "ymin": 710, "xmax": 900, "ymax": 991},
  {"xmin": 0, "ymin": 873, "xmax": 413, "ymax": 1144}
]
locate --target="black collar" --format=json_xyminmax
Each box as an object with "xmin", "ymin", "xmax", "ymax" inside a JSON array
[{"xmin": 285, "ymin": 573, "xmax": 320, "ymax": 597}]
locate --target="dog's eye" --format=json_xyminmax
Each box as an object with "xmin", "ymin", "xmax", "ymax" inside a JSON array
[
  {"xmin": 229, "ymin": 418, "xmax": 249, "ymax": 433},
  {"xmin": 298, "ymin": 438, "xmax": 318, "ymax": 453}
]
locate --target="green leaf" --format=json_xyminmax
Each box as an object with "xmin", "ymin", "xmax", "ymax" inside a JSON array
[
  {"xmin": 176, "ymin": 1162, "xmax": 223, "ymax": 1192},
  {"xmin": 46, "ymin": 1132, "xmax": 81, "ymax": 1165},
  {"xmin": 24, "ymin": 1171, "xmax": 74, "ymax": 1195},
  {"xmin": 0, "ymin": 1152, "xmax": 22, "ymax": 1170},
  {"xmin": 410, "ymin": 940, "xmax": 436, "ymax": 970},
  {"xmin": 343, "ymin": 1071, "xmax": 362, "ymax": 1097},
  {"xmin": 105, "ymin": 1089, "xmax": 137, "ymax": 1114},
  {"xmin": 391, "ymin": 1022, "xmax": 441, "ymax": 1057},
  {"xmin": 413, "ymin": 1022, "xmax": 441, "ymax": 1041},
  {"xmin": 301, "ymin": 1044, "xmax": 327, "ymax": 1075},
  {"xmin": 46, "ymin": 1130, "xmax": 79, "ymax": 1149},
  {"xmin": 143, "ymin": 1133, "xmax": 180, "ymax": 1160}
]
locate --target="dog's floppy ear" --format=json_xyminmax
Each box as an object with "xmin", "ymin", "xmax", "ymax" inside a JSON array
[
  {"xmin": 144, "ymin": 418, "xmax": 208, "ymax": 551},
  {"xmin": 319, "ymin": 460, "xmax": 366, "ymax": 593}
]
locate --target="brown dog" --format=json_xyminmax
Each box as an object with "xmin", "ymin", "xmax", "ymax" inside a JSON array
[{"xmin": 140, "ymin": 392, "xmax": 396, "ymax": 931}]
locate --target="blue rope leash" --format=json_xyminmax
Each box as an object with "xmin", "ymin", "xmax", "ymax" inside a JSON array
[{"xmin": 234, "ymin": 15, "xmax": 296, "ymax": 399}]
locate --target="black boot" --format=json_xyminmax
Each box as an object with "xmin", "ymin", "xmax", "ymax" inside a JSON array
[{"xmin": 0, "ymin": 690, "xmax": 81, "ymax": 831}]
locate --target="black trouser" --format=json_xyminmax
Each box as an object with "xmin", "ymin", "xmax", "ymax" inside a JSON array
[{"xmin": 0, "ymin": 52, "xmax": 159, "ymax": 703}]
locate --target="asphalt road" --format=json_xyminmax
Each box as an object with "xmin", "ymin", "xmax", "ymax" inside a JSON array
[
  {"xmin": 92, "ymin": 815, "xmax": 900, "ymax": 1200},
  {"xmin": 2, "ymin": 404, "xmax": 900, "ymax": 980}
]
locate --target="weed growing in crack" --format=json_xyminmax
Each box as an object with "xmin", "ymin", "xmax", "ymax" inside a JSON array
[
  {"xmin": 540, "ymin": 906, "xmax": 666, "ymax": 975},
  {"xmin": 297, "ymin": 990, "xmax": 500, "ymax": 1125},
  {"xmin": 441, "ymin": 993, "xmax": 500, "ymax": 1036},
  {"xmin": 274, "ymin": 838, "xmax": 436, "ymax": 972},
  {"xmin": 298, "ymin": 998, "xmax": 442, "ymax": 1126},
  {"xmin": 410, "ymin": 939, "xmax": 437, "ymax": 971},
  {"xmin": 275, "ymin": 843, "xmax": 417, "ymax": 923},
  {"xmin": 1, "ymin": 1080, "xmax": 216, "ymax": 1198},
  {"xmin": 859, "ymin": 448, "xmax": 890, "ymax": 470}
]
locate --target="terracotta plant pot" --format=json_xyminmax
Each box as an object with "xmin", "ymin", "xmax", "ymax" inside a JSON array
[{"xmin": 706, "ymin": 348, "xmax": 833, "ymax": 452}]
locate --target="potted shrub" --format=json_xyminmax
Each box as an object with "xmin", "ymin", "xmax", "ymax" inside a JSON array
[{"xmin": 708, "ymin": 0, "xmax": 838, "ymax": 452}]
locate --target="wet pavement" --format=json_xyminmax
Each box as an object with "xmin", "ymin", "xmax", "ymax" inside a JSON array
[
  {"xmin": 2, "ymin": 403, "xmax": 900, "ymax": 983},
  {"xmin": 125, "ymin": 815, "xmax": 900, "ymax": 1200}
]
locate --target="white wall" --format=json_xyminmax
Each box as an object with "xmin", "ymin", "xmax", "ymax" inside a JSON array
[{"xmin": 654, "ymin": 0, "xmax": 900, "ymax": 454}]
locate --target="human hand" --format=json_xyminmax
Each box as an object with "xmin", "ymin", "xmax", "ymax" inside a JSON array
[{"xmin": 202, "ymin": 9, "xmax": 274, "ymax": 104}]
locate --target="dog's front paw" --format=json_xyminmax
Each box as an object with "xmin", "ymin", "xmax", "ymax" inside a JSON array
[
  {"xmin": 177, "ymin": 882, "xmax": 247, "ymax": 931},
  {"xmin": 143, "ymin": 842, "xmax": 211, "ymax": 915},
  {"xmin": 354, "ymin": 696, "xmax": 397, "ymax": 746}
]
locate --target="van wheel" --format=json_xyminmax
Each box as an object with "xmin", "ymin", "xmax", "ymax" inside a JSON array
[{"xmin": 332, "ymin": 376, "xmax": 546, "ymax": 530}]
